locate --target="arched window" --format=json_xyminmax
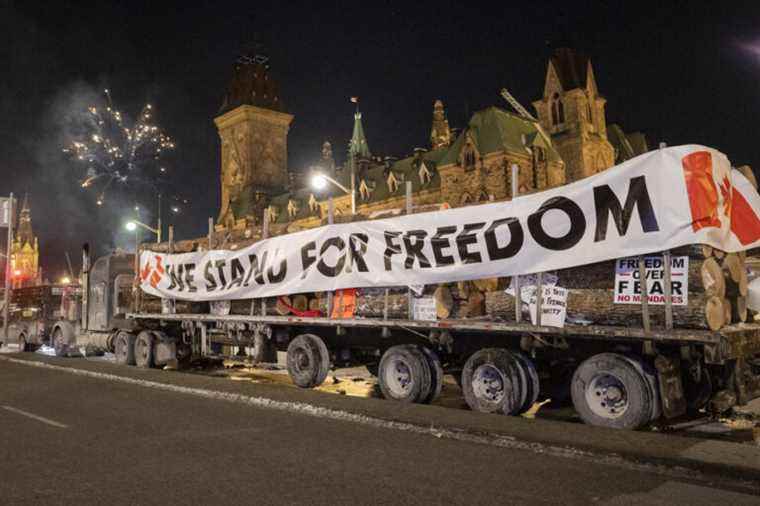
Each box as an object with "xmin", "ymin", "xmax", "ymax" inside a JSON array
[
  {"xmin": 551, "ymin": 93, "xmax": 564, "ymax": 126},
  {"xmin": 463, "ymin": 147, "xmax": 476, "ymax": 171},
  {"xmin": 586, "ymin": 101, "xmax": 593, "ymax": 122}
]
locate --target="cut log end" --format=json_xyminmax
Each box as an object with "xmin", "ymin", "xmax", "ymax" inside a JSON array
[
  {"xmin": 701, "ymin": 257, "xmax": 726, "ymax": 298},
  {"xmin": 705, "ymin": 296, "xmax": 726, "ymax": 331}
]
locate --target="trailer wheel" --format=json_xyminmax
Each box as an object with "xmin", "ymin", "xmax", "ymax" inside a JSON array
[
  {"xmin": 52, "ymin": 328, "xmax": 68, "ymax": 357},
  {"xmin": 17, "ymin": 333, "xmax": 29, "ymax": 352},
  {"xmin": 134, "ymin": 331, "xmax": 155, "ymax": 368},
  {"xmin": 114, "ymin": 331, "xmax": 136, "ymax": 366},
  {"xmin": 378, "ymin": 345, "xmax": 432, "ymax": 403},
  {"xmin": 286, "ymin": 334, "xmax": 330, "ymax": 388},
  {"xmin": 420, "ymin": 347, "xmax": 443, "ymax": 404},
  {"xmin": 462, "ymin": 348, "xmax": 523, "ymax": 415},
  {"xmin": 571, "ymin": 353, "xmax": 652, "ymax": 430},
  {"xmin": 513, "ymin": 352, "xmax": 540, "ymax": 414}
]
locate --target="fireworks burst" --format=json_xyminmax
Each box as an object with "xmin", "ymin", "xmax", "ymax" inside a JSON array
[{"xmin": 63, "ymin": 89, "xmax": 175, "ymax": 204}]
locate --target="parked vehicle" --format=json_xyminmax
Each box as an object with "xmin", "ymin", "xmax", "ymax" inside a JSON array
[{"xmin": 7, "ymin": 283, "xmax": 81, "ymax": 351}]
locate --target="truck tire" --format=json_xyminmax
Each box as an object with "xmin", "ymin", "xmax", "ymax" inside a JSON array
[
  {"xmin": 134, "ymin": 331, "xmax": 155, "ymax": 368},
  {"xmin": 286, "ymin": 334, "xmax": 330, "ymax": 388},
  {"xmin": 114, "ymin": 331, "xmax": 136, "ymax": 366},
  {"xmin": 420, "ymin": 347, "xmax": 443, "ymax": 404},
  {"xmin": 513, "ymin": 352, "xmax": 540, "ymax": 414},
  {"xmin": 462, "ymin": 348, "xmax": 523, "ymax": 415},
  {"xmin": 571, "ymin": 353, "xmax": 652, "ymax": 430},
  {"xmin": 17, "ymin": 333, "xmax": 29, "ymax": 352},
  {"xmin": 378, "ymin": 345, "xmax": 432, "ymax": 403}
]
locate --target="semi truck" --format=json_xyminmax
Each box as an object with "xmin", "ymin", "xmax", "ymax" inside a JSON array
[
  {"xmin": 39, "ymin": 146, "xmax": 760, "ymax": 431},
  {"xmin": 38, "ymin": 234, "xmax": 760, "ymax": 431}
]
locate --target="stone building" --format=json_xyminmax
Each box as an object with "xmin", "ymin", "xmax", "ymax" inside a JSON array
[
  {"xmin": 214, "ymin": 47, "xmax": 647, "ymax": 235},
  {"xmin": 10, "ymin": 195, "xmax": 41, "ymax": 288}
]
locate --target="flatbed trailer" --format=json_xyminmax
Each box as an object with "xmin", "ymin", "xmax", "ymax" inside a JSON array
[{"xmin": 124, "ymin": 303, "xmax": 760, "ymax": 430}]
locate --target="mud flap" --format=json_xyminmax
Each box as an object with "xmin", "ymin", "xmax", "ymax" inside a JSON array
[{"xmin": 654, "ymin": 355, "xmax": 687, "ymax": 419}]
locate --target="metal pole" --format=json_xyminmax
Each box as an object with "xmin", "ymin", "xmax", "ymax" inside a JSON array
[
  {"xmin": 406, "ymin": 181, "xmax": 413, "ymax": 320},
  {"xmin": 638, "ymin": 255, "xmax": 651, "ymax": 332},
  {"xmin": 511, "ymin": 165, "xmax": 521, "ymax": 323},
  {"xmin": 157, "ymin": 193, "xmax": 162, "ymax": 243},
  {"xmin": 327, "ymin": 198, "xmax": 334, "ymax": 318},
  {"xmin": 535, "ymin": 271, "xmax": 543, "ymax": 326},
  {"xmin": 168, "ymin": 225, "xmax": 175, "ymax": 314},
  {"xmin": 350, "ymin": 154, "xmax": 357, "ymax": 215},
  {"xmin": 260, "ymin": 209, "xmax": 269, "ymax": 317},
  {"xmin": 663, "ymin": 250, "xmax": 673, "ymax": 330},
  {"xmin": 3, "ymin": 193, "xmax": 13, "ymax": 340}
]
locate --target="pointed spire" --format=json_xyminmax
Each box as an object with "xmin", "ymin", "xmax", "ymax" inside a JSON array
[
  {"xmin": 16, "ymin": 193, "xmax": 34, "ymax": 246},
  {"xmin": 348, "ymin": 98, "xmax": 371, "ymax": 160},
  {"xmin": 430, "ymin": 99, "xmax": 451, "ymax": 149}
]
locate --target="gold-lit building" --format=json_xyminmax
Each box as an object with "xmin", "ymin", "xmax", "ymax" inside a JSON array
[
  {"xmin": 214, "ymin": 47, "xmax": 648, "ymax": 234},
  {"xmin": 10, "ymin": 195, "xmax": 41, "ymax": 288}
]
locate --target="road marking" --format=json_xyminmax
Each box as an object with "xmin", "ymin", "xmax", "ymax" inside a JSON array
[
  {"xmin": 0, "ymin": 356, "xmax": 758, "ymax": 495},
  {"xmin": 2, "ymin": 405, "xmax": 69, "ymax": 429}
]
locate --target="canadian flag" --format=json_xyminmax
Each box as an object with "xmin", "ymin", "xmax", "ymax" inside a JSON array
[{"xmin": 682, "ymin": 151, "xmax": 760, "ymax": 245}]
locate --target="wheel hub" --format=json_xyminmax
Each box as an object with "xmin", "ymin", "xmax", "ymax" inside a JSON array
[
  {"xmin": 383, "ymin": 357, "xmax": 412, "ymax": 396},
  {"xmin": 472, "ymin": 364, "xmax": 506, "ymax": 403},
  {"xmin": 586, "ymin": 373, "xmax": 629, "ymax": 419}
]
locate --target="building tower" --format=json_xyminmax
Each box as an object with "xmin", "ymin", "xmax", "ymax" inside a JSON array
[
  {"xmin": 532, "ymin": 47, "xmax": 615, "ymax": 182},
  {"xmin": 215, "ymin": 47, "xmax": 294, "ymax": 230},
  {"xmin": 348, "ymin": 105, "xmax": 371, "ymax": 161},
  {"xmin": 430, "ymin": 99, "xmax": 452, "ymax": 149},
  {"xmin": 10, "ymin": 194, "xmax": 40, "ymax": 288},
  {"xmin": 321, "ymin": 140, "xmax": 336, "ymax": 175}
]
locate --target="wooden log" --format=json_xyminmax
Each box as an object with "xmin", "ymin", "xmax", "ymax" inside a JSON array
[
  {"xmin": 308, "ymin": 297, "xmax": 322, "ymax": 312},
  {"xmin": 276, "ymin": 296, "xmax": 292, "ymax": 316},
  {"xmin": 291, "ymin": 294, "xmax": 309, "ymax": 313},
  {"xmin": 714, "ymin": 249, "xmax": 726, "ymax": 260},
  {"xmin": 460, "ymin": 290, "xmax": 486, "ymax": 318},
  {"xmin": 701, "ymin": 258, "xmax": 726, "ymax": 298},
  {"xmin": 472, "ymin": 277, "xmax": 499, "ymax": 292},
  {"xmin": 434, "ymin": 285, "xmax": 453, "ymax": 319},
  {"xmin": 737, "ymin": 165, "xmax": 758, "ymax": 190},
  {"xmin": 486, "ymin": 289, "xmax": 722, "ymax": 330},
  {"xmin": 722, "ymin": 297, "xmax": 731, "ymax": 326},
  {"xmin": 701, "ymin": 245, "xmax": 714, "ymax": 258},
  {"xmin": 722, "ymin": 253, "xmax": 743, "ymax": 283},
  {"xmin": 734, "ymin": 296, "xmax": 748, "ymax": 323},
  {"xmin": 705, "ymin": 296, "xmax": 725, "ymax": 331}
]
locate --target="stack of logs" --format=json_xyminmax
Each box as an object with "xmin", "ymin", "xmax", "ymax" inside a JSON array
[{"xmin": 484, "ymin": 246, "xmax": 750, "ymax": 331}]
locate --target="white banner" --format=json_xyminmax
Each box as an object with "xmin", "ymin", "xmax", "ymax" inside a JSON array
[
  {"xmin": 614, "ymin": 256, "xmax": 689, "ymax": 305},
  {"xmin": 140, "ymin": 145, "xmax": 760, "ymax": 301}
]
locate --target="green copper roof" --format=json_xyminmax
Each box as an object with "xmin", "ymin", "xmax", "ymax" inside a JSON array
[
  {"xmin": 348, "ymin": 111, "xmax": 371, "ymax": 159},
  {"xmin": 440, "ymin": 107, "xmax": 561, "ymax": 166}
]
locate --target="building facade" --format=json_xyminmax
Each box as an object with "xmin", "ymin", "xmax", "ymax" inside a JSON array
[
  {"xmin": 214, "ymin": 47, "xmax": 648, "ymax": 235},
  {"xmin": 10, "ymin": 195, "xmax": 41, "ymax": 288}
]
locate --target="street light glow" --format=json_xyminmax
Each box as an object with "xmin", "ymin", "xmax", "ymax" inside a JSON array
[
  {"xmin": 311, "ymin": 174, "xmax": 327, "ymax": 190},
  {"xmin": 60, "ymin": 276, "xmax": 71, "ymax": 284},
  {"xmin": 125, "ymin": 221, "xmax": 137, "ymax": 231}
]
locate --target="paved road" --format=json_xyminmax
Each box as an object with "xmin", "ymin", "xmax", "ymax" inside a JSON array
[{"xmin": 0, "ymin": 359, "xmax": 757, "ymax": 505}]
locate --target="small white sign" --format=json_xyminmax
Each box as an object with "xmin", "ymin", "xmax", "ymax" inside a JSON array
[
  {"xmin": 506, "ymin": 272, "xmax": 558, "ymax": 303},
  {"xmin": 412, "ymin": 296, "xmax": 437, "ymax": 321},
  {"xmin": 614, "ymin": 256, "xmax": 689, "ymax": 305},
  {"xmin": 408, "ymin": 284, "xmax": 425, "ymax": 296},
  {"xmin": 529, "ymin": 285, "xmax": 568, "ymax": 328},
  {"xmin": 0, "ymin": 198, "xmax": 12, "ymax": 228}
]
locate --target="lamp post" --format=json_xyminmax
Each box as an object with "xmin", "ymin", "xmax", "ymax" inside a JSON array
[{"xmin": 311, "ymin": 173, "xmax": 356, "ymax": 215}]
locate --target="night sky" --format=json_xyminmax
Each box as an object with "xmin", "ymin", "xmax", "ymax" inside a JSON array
[{"xmin": 3, "ymin": 1, "xmax": 760, "ymax": 280}]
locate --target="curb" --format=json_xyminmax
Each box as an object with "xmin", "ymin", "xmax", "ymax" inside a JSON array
[{"xmin": 2, "ymin": 353, "xmax": 759, "ymax": 490}]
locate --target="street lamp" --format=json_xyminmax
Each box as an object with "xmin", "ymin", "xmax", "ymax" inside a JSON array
[
  {"xmin": 125, "ymin": 219, "xmax": 160, "ymax": 240},
  {"xmin": 310, "ymin": 172, "xmax": 356, "ymax": 215}
]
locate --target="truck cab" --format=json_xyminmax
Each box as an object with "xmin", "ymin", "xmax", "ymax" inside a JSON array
[{"xmin": 51, "ymin": 250, "xmax": 136, "ymax": 355}]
